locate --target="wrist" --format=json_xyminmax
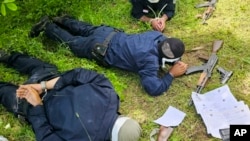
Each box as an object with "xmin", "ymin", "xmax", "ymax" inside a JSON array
[
  {"xmin": 162, "ymin": 14, "xmax": 168, "ymax": 21},
  {"xmin": 40, "ymin": 81, "xmax": 47, "ymax": 93},
  {"xmin": 169, "ymin": 72, "xmax": 174, "ymax": 78},
  {"xmin": 149, "ymin": 18, "xmax": 155, "ymax": 24},
  {"xmin": 34, "ymin": 101, "xmax": 43, "ymax": 106}
]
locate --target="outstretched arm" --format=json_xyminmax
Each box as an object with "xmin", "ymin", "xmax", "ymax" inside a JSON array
[
  {"xmin": 139, "ymin": 68, "xmax": 174, "ymax": 96},
  {"xmin": 139, "ymin": 61, "xmax": 187, "ymax": 96}
]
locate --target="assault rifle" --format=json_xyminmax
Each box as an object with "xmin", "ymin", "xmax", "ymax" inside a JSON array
[
  {"xmin": 185, "ymin": 40, "xmax": 224, "ymax": 94},
  {"xmin": 195, "ymin": 0, "xmax": 217, "ymax": 24}
]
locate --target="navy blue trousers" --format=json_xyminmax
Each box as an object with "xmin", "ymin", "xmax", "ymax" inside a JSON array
[
  {"xmin": 44, "ymin": 18, "xmax": 117, "ymax": 59},
  {"xmin": 0, "ymin": 53, "xmax": 59, "ymax": 117}
]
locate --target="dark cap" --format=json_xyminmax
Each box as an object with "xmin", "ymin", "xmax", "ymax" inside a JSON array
[{"xmin": 158, "ymin": 38, "xmax": 185, "ymax": 59}]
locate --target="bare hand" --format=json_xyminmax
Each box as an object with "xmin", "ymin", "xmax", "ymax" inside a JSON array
[
  {"xmin": 23, "ymin": 84, "xmax": 43, "ymax": 95},
  {"xmin": 169, "ymin": 61, "xmax": 188, "ymax": 77},
  {"xmin": 157, "ymin": 18, "xmax": 166, "ymax": 31},
  {"xmin": 151, "ymin": 18, "xmax": 166, "ymax": 32},
  {"xmin": 16, "ymin": 85, "xmax": 43, "ymax": 106},
  {"xmin": 157, "ymin": 126, "xmax": 174, "ymax": 141}
]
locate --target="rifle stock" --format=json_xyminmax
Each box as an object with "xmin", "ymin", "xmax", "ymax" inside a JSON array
[
  {"xmin": 196, "ymin": 72, "xmax": 209, "ymax": 93},
  {"xmin": 212, "ymin": 40, "xmax": 223, "ymax": 53}
]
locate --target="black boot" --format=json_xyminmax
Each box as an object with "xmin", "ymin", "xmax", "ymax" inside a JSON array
[
  {"xmin": 29, "ymin": 16, "xmax": 51, "ymax": 38},
  {"xmin": 0, "ymin": 50, "xmax": 10, "ymax": 62}
]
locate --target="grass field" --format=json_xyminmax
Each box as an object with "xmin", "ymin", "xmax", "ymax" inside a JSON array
[{"xmin": 0, "ymin": 0, "xmax": 250, "ymax": 141}]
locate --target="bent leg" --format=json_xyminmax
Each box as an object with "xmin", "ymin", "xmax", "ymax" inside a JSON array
[{"xmin": 4, "ymin": 53, "xmax": 59, "ymax": 83}]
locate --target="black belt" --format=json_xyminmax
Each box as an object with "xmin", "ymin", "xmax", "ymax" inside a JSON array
[{"xmin": 91, "ymin": 31, "xmax": 118, "ymax": 67}]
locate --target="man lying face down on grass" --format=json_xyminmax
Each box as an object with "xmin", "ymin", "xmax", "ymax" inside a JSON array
[
  {"xmin": 0, "ymin": 50, "xmax": 141, "ymax": 141},
  {"xmin": 29, "ymin": 15, "xmax": 188, "ymax": 96}
]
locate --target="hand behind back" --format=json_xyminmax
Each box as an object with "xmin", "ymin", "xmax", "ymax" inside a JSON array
[{"xmin": 16, "ymin": 85, "xmax": 43, "ymax": 106}]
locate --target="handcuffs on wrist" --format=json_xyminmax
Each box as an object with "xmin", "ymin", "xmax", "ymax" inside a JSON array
[{"xmin": 40, "ymin": 81, "xmax": 48, "ymax": 100}]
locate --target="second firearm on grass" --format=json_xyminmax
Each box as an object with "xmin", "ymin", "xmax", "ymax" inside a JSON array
[{"xmin": 195, "ymin": 0, "xmax": 217, "ymax": 25}]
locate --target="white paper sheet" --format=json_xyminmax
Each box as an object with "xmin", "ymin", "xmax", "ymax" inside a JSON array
[
  {"xmin": 192, "ymin": 85, "xmax": 250, "ymax": 139},
  {"xmin": 153, "ymin": 106, "xmax": 186, "ymax": 127}
]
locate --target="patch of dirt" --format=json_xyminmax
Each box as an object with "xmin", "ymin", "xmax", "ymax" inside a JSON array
[{"xmin": 182, "ymin": 44, "xmax": 211, "ymax": 67}]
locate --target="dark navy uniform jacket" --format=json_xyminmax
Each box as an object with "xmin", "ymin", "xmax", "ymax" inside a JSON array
[
  {"xmin": 27, "ymin": 68, "xmax": 119, "ymax": 141},
  {"xmin": 130, "ymin": 0, "xmax": 176, "ymax": 20},
  {"xmin": 45, "ymin": 19, "xmax": 174, "ymax": 96},
  {"xmin": 105, "ymin": 31, "xmax": 174, "ymax": 96}
]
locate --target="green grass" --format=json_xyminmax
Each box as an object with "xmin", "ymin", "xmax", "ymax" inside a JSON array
[{"xmin": 0, "ymin": 0, "xmax": 250, "ymax": 141}]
